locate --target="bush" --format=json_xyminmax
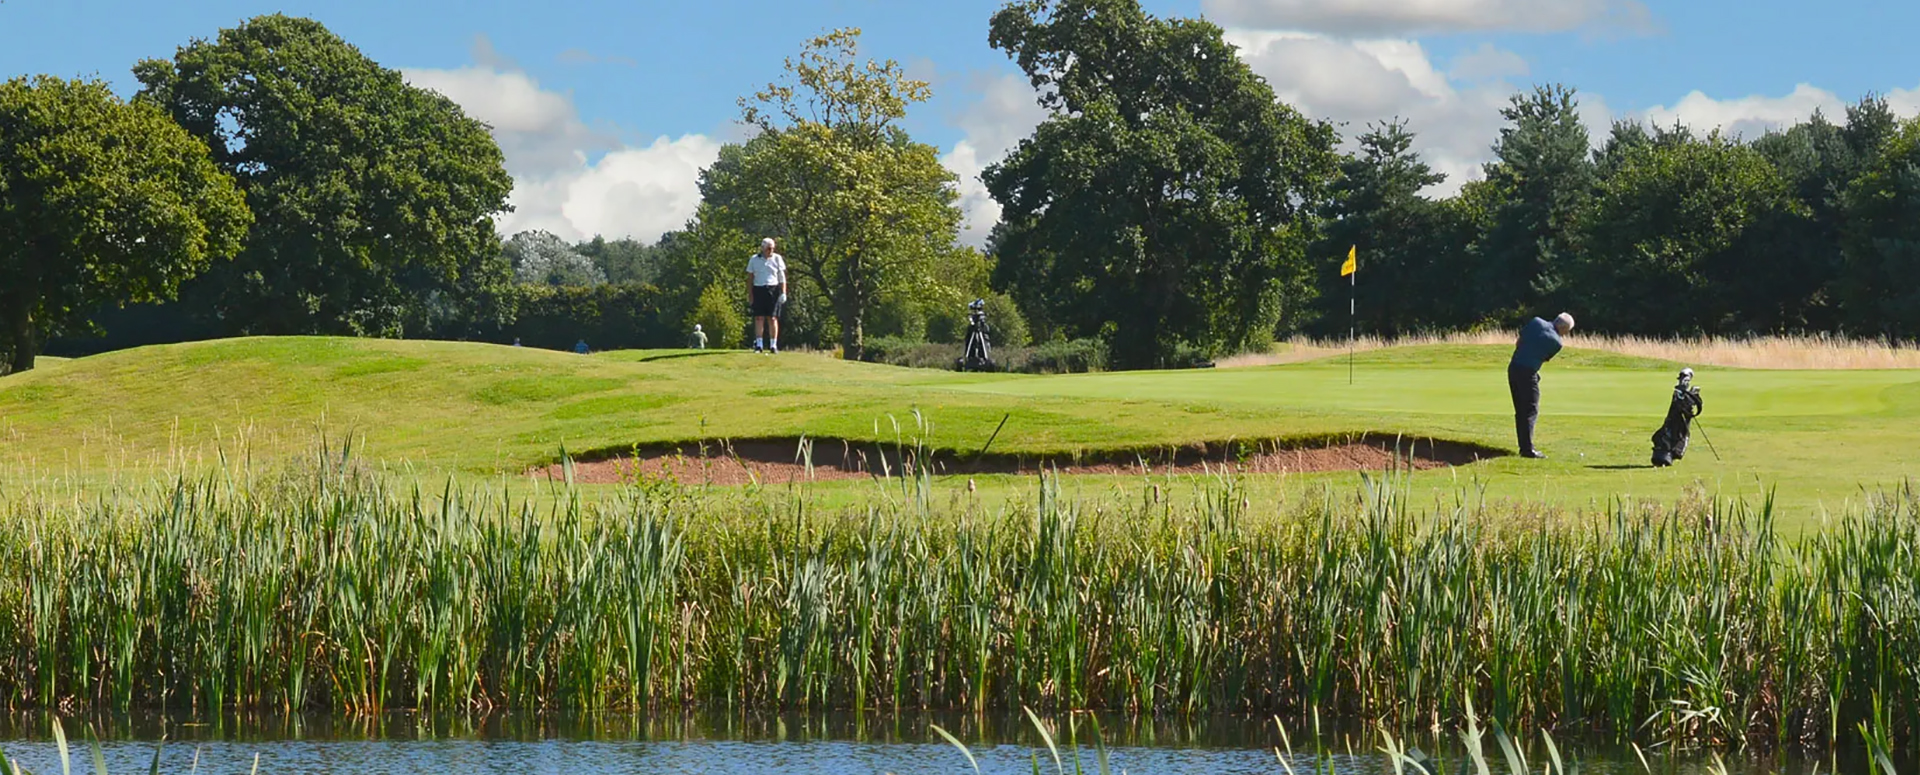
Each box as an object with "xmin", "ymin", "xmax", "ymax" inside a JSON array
[
  {"xmin": 688, "ymin": 281, "xmax": 747, "ymax": 348},
  {"xmin": 1009, "ymin": 338, "xmax": 1108, "ymax": 373},
  {"xmin": 861, "ymin": 335, "xmax": 1106, "ymax": 374},
  {"xmin": 482, "ymin": 283, "xmax": 673, "ymax": 350},
  {"xmin": 859, "ymin": 336, "xmax": 962, "ymax": 370}
]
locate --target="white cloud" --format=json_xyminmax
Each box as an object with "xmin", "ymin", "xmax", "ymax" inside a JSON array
[
  {"xmin": 401, "ymin": 38, "xmax": 718, "ymax": 244},
  {"xmin": 940, "ymin": 72, "xmax": 1051, "ymax": 245},
  {"xmin": 1643, "ymin": 84, "xmax": 1844, "ymax": 139},
  {"xmin": 1203, "ymin": 0, "xmax": 1654, "ymax": 37},
  {"xmin": 1449, "ymin": 43, "xmax": 1530, "ymax": 82},
  {"xmin": 1228, "ymin": 30, "xmax": 1540, "ymax": 194}
]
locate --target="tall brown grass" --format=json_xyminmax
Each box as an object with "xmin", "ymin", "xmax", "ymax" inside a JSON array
[{"xmin": 1220, "ymin": 332, "xmax": 1920, "ymax": 370}]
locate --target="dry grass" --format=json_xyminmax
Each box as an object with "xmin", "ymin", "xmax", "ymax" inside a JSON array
[{"xmin": 1219, "ymin": 332, "xmax": 1920, "ymax": 370}]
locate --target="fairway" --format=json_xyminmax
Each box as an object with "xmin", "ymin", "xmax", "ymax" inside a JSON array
[{"xmin": 2, "ymin": 336, "xmax": 1917, "ymax": 521}]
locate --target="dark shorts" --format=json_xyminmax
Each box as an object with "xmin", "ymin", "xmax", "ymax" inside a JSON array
[{"xmin": 751, "ymin": 285, "xmax": 783, "ymax": 317}]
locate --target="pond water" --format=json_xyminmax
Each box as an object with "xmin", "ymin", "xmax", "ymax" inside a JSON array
[{"xmin": 0, "ymin": 713, "xmax": 1853, "ymax": 775}]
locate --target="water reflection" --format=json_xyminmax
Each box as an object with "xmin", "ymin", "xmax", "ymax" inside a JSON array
[{"xmin": 0, "ymin": 711, "xmax": 1866, "ymax": 775}]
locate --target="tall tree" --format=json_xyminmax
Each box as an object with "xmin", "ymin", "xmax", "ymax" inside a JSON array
[
  {"xmin": 134, "ymin": 14, "xmax": 512, "ymax": 337},
  {"xmin": 0, "ymin": 76, "xmax": 250, "ymax": 374},
  {"xmin": 1838, "ymin": 117, "xmax": 1920, "ymax": 337},
  {"xmin": 1745, "ymin": 97, "xmax": 1901, "ymax": 331},
  {"xmin": 1572, "ymin": 129, "xmax": 1798, "ymax": 334},
  {"xmin": 699, "ymin": 29, "xmax": 963, "ymax": 360},
  {"xmin": 504, "ymin": 230, "xmax": 605, "ymax": 287},
  {"xmin": 1477, "ymin": 84, "xmax": 1595, "ymax": 319},
  {"xmin": 984, "ymin": 0, "xmax": 1340, "ymax": 368},
  {"xmin": 1315, "ymin": 120, "xmax": 1454, "ymax": 336}
]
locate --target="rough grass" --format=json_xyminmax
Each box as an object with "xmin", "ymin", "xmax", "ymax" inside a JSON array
[
  {"xmin": 2, "ymin": 336, "xmax": 1919, "ymax": 522},
  {"xmin": 1223, "ymin": 332, "xmax": 1920, "ymax": 370}
]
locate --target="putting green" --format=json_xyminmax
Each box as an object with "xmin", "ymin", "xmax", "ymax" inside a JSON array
[{"xmin": 1, "ymin": 337, "xmax": 1915, "ymax": 524}]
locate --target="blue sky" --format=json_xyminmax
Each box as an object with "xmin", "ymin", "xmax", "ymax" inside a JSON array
[{"xmin": 6, "ymin": 0, "xmax": 1919, "ymax": 244}]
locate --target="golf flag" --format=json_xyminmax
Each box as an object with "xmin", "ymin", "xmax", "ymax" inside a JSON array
[{"xmin": 1340, "ymin": 245, "xmax": 1357, "ymax": 277}]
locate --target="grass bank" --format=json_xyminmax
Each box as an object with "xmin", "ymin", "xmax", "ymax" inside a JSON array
[
  {"xmin": 3, "ymin": 457, "xmax": 1915, "ymax": 752},
  {"xmin": 4, "ymin": 336, "xmax": 1920, "ymax": 519}
]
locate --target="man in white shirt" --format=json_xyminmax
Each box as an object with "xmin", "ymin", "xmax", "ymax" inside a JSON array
[{"xmin": 746, "ymin": 237, "xmax": 788, "ymax": 354}]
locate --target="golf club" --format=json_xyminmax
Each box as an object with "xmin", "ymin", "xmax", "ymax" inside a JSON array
[{"xmin": 1692, "ymin": 418, "xmax": 1723, "ymax": 462}]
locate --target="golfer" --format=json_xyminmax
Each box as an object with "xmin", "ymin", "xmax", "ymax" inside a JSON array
[
  {"xmin": 688, "ymin": 324, "xmax": 707, "ymax": 350},
  {"xmin": 1509, "ymin": 312, "xmax": 1575, "ymax": 459},
  {"xmin": 747, "ymin": 238, "xmax": 787, "ymax": 354}
]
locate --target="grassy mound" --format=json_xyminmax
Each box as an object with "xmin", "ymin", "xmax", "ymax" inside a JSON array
[{"xmin": 3, "ymin": 336, "xmax": 1918, "ymax": 517}]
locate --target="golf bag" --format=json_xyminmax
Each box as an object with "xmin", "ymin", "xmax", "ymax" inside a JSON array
[
  {"xmin": 1650, "ymin": 368, "xmax": 1703, "ymax": 467},
  {"xmin": 958, "ymin": 299, "xmax": 995, "ymax": 372}
]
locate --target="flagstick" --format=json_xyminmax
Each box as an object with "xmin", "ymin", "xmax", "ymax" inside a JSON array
[{"xmin": 1347, "ymin": 268, "xmax": 1355, "ymax": 386}]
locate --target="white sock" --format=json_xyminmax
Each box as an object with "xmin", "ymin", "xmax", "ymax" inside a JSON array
[
  {"xmin": 770, "ymin": 339, "xmax": 778, "ymax": 350},
  {"xmin": 755, "ymin": 338, "xmax": 763, "ymax": 349}
]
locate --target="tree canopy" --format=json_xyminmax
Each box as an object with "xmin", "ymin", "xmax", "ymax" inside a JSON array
[
  {"xmin": 984, "ymin": 0, "xmax": 1340, "ymax": 368},
  {"xmin": 697, "ymin": 29, "xmax": 966, "ymax": 360},
  {"xmin": 0, "ymin": 76, "xmax": 250, "ymax": 373},
  {"xmin": 133, "ymin": 14, "xmax": 512, "ymax": 337}
]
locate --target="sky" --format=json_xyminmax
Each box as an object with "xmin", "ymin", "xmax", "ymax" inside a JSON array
[{"xmin": 6, "ymin": 0, "xmax": 1920, "ymax": 247}]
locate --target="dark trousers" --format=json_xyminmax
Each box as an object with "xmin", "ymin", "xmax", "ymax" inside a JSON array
[{"xmin": 1508, "ymin": 365, "xmax": 1541, "ymax": 454}]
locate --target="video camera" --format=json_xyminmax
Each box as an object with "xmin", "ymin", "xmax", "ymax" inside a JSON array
[{"xmin": 958, "ymin": 298, "xmax": 995, "ymax": 371}]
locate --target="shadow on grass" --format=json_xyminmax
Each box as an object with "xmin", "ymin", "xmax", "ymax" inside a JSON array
[{"xmin": 624, "ymin": 351, "xmax": 736, "ymax": 364}]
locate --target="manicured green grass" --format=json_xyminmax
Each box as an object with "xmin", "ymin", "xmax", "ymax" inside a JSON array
[{"xmin": 3, "ymin": 336, "xmax": 1918, "ymax": 520}]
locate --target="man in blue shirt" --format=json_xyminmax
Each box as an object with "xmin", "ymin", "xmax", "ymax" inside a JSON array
[{"xmin": 1509, "ymin": 313, "xmax": 1575, "ymax": 459}]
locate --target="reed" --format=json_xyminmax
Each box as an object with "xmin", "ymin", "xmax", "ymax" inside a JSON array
[{"xmin": 1, "ymin": 454, "xmax": 1915, "ymax": 752}]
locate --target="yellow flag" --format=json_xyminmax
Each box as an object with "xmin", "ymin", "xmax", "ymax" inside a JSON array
[{"xmin": 1340, "ymin": 245, "xmax": 1357, "ymax": 277}]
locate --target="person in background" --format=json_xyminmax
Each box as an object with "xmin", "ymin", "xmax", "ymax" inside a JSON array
[
  {"xmin": 574, "ymin": 339, "xmax": 589, "ymax": 355},
  {"xmin": 747, "ymin": 237, "xmax": 788, "ymax": 354},
  {"xmin": 688, "ymin": 324, "xmax": 708, "ymax": 350},
  {"xmin": 1508, "ymin": 312, "xmax": 1575, "ymax": 459}
]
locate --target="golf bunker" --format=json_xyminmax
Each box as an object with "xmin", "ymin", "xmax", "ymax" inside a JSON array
[{"xmin": 533, "ymin": 434, "xmax": 1506, "ymax": 485}]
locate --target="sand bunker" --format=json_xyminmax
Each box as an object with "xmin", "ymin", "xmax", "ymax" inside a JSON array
[{"xmin": 532, "ymin": 435, "xmax": 1503, "ymax": 486}]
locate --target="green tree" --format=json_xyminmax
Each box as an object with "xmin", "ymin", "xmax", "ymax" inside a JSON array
[
  {"xmin": 984, "ymin": 0, "xmax": 1340, "ymax": 369},
  {"xmin": 1746, "ymin": 97, "xmax": 1901, "ymax": 331},
  {"xmin": 134, "ymin": 14, "xmax": 512, "ymax": 337},
  {"xmin": 687, "ymin": 280, "xmax": 746, "ymax": 349},
  {"xmin": 504, "ymin": 230, "xmax": 605, "ymax": 287},
  {"xmin": 0, "ymin": 76, "xmax": 250, "ymax": 374},
  {"xmin": 1572, "ymin": 129, "xmax": 1798, "ymax": 334},
  {"xmin": 1838, "ymin": 117, "xmax": 1920, "ymax": 337},
  {"xmin": 576, "ymin": 236, "xmax": 659, "ymax": 285},
  {"xmin": 1477, "ymin": 84, "xmax": 1595, "ymax": 319},
  {"xmin": 1315, "ymin": 120, "xmax": 1457, "ymax": 336},
  {"xmin": 699, "ymin": 29, "xmax": 964, "ymax": 360}
]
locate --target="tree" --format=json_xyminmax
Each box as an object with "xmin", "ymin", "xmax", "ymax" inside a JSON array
[
  {"xmin": 699, "ymin": 29, "xmax": 965, "ymax": 360},
  {"xmin": 984, "ymin": 0, "xmax": 1340, "ymax": 369},
  {"xmin": 504, "ymin": 230, "xmax": 605, "ymax": 287},
  {"xmin": 687, "ymin": 281, "xmax": 746, "ymax": 349},
  {"xmin": 133, "ymin": 14, "xmax": 512, "ymax": 337},
  {"xmin": 1837, "ymin": 117, "xmax": 1920, "ymax": 337},
  {"xmin": 0, "ymin": 76, "xmax": 250, "ymax": 374},
  {"xmin": 1571, "ymin": 129, "xmax": 1798, "ymax": 334},
  {"xmin": 1744, "ymin": 97, "xmax": 1901, "ymax": 331},
  {"xmin": 1314, "ymin": 120, "xmax": 1456, "ymax": 336},
  {"xmin": 1477, "ymin": 84, "xmax": 1595, "ymax": 319},
  {"xmin": 576, "ymin": 236, "xmax": 659, "ymax": 285}
]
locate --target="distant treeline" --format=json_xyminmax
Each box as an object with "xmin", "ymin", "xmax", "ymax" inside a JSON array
[
  {"xmin": 1305, "ymin": 88, "xmax": 1920, "ymax": 341},
  {"xmin": 12, "ymin": 3, "xmax": 1920, "ymax": 375}
]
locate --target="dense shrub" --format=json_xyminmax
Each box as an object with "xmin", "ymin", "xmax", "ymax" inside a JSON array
[
  {"xmin": 1012, "ymin": 337, "xmax": 1108, "ymax": 373},
  {"xmin": 861, "ymin": 335, "xmax": 1108, "ymax": 374},
  {"xmin": 481, "ymin": 283, "xmax": 674, "ymax": 351}
]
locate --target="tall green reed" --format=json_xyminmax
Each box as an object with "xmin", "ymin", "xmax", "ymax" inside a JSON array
[{"xmin": 1, "ymin": 455, "xmax": 1915, "ymax": 753}]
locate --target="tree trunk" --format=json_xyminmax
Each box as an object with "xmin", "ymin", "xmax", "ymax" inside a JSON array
[
  {"xmin": 838, "ymin": 301, "xmax": 865, "ymax": 361},
  {"xmin": 5, "ymin": 295, "xmax": 34, "ymax": 374}
]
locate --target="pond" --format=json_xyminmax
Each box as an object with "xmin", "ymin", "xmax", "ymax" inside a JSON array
[{"xmin": 0, "ymin": 713, "xmax": 1856, "ymax": 775}]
